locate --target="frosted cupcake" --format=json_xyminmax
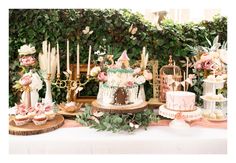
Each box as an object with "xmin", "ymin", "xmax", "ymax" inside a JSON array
[
  {"xmin": 14, "ymin": 114, "xmax": 29, "ymax": 126},
  {"xmin": 27, "ymin": 107, "xmax": 36, "ymax": 121},
  {"xmin": 44, "ymin": 104, "xmax": 56, "ymax": 120},
  {"xmin": 32, "ymin": 114, "xmax": 48, "ymax": 125}
]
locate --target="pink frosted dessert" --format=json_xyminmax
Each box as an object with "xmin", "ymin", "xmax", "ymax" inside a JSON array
[{"xmin": 166, "ymin": 91, "xmax": 196, "ymax": 111}]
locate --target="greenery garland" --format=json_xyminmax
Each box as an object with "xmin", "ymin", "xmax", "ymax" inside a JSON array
[{"xmin": 76, "ymin": 105, "xmax": 160, "ymax": 133}]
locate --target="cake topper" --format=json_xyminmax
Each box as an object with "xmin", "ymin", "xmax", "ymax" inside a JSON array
[{"xmin": 117, "ymin": 50, "xmax": 130, "ymax": 68}]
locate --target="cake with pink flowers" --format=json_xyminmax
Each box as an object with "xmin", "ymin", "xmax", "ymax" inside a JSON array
[
  {"xmin": 97, "ymin": 50, "xmax": 144, "ymax": 106},
  {"xmin": 159, "ymin": 91, "xmax": 202, "ymax": 121}
]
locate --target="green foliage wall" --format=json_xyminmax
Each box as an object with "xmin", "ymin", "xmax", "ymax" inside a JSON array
[{"xmin": 9, "ymin": 9, "xmax": 227, "ymax": 106}]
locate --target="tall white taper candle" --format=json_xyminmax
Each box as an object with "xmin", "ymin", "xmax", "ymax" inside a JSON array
[
  {"xmin": 57, "ymin": 42, "xmax": 60, "ymax": 75},
  {"xmin": 87, "ymin": 45, "xmax": 92, "ymax": 78},
  {"xmin": 47, "ymin": 42, "xmax": 51, "ymax": 74},
  {"xmin": 67, "ymin": 39, "xmax": 70, "ymax": 73},
  {"xmin": 173, "ymin": 61, "xmax": 176, "ymax": 77},
  {"xmin": 77, "ymin": 43, "xmax": 80, "ymax": 77},
  {"xmin": 183, "ymin": 72, "xmax": 186, "ymax": 91}
]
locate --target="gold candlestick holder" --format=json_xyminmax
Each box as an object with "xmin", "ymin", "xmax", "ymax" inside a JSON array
[{"xmin": 52, "ymin": 71, "xmax": 92, "ymax": 103}]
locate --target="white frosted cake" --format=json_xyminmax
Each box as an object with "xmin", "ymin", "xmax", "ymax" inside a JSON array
[
  {"xmin": 166, "ymin": 91, "xmax": 196, "ymax": 111},
  {"xmin": 159, "ymin": 91, "xmax": 202, "ymax": 121},
  {"xmin": 97, "ymin": 51, "xmax": 141, "ymax": 106}
]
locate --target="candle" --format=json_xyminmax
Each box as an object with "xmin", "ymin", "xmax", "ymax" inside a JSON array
[
  {"xmin": 57, "ymin": 42, "xmax": 60, "ymax": 75},
  {"xmin": 173, "ymin": 61, "xmax": 176, "ymax": 77},
  {"xmin": 87, "ymin": 45, "xmax": 92, "ymax": 78},
  {"xmin": 67, "ymin": 39, "xmax": 70, "ymax": 73},
  {"xmin": 77, "ymin": 43, "xmax": 80, "ymax": 77},
  {"xmin": 186, "ymin": 57, "xmax": 189, "ymax": 79},
  {"xmin": 47, "ymin": 42, "xmax": 51, "ymax": 74},
  {"xmin": 183, "ymin": 72, "xmax": 186, "ymax": 91}
]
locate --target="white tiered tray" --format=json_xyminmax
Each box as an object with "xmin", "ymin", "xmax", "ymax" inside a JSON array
[
  {"xmin": 200, "ymin": 96, "xmax": 227, "ymax": 102},
  {"xmin": 203, "ymin": 79, "xmax": 225, "ymax": 84},
  {"xmin": 159, "ymin": 104, "xmax": 202, "ymax": 121}
]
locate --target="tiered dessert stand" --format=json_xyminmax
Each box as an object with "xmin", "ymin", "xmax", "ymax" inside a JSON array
[{"xmin": 200, "ymin": 77, "xmax": 227, "ymax": 121}]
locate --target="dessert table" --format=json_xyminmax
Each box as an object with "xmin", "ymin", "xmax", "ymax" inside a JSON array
[{"xmin": 9, "ymin": 123, "xmax": 227, "ymax": 154}]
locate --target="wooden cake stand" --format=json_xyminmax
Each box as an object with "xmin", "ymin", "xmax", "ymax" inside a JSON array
[
  {"xmin": 91, "ymin": 100, "xmax": 148, "ymax": 113},
  {"xmin": 9, "ymin": 114, "xmax": 64, "ymax": 136}
]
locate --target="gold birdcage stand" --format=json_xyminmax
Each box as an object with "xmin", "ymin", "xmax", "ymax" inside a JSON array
[{"xmin": 159, "ymin": 55, "xmax": 182, "ymax": 103}]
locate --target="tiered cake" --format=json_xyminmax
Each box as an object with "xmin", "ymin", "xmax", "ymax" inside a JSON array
[
  {"xmin": 97, "ymin": 51, "xmax": 141, "ymax": 106},
  {"xmin": 159, "ymin": 91, "xmax": 202, "ymax": 121},
  {"xmin": 93, "ymin": 50, "xmax": 147, "ymax": 113}
]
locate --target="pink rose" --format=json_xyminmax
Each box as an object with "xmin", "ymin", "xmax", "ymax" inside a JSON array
[
  {"xmin": 19, "ymin": 75, "xmax": 32, "ymax": 86},
  {"xmin": 202, "ymin": 59, "xmax": 213, "ymax": 70},
  {"xmin": 35, "ymin": 102, "xmax": 43, "ymax": 111},
  {"xmin": 16, "ymin": 103, "xmax": 27, "ymax": 115},
  {"xmin": 97, "ymin": 72, "xmax": 107, "ymax": 82},
  {"xmin": 44, "ymin": 104, "xmax": 52, "ymax": 112},
  {"xmin": 19, "ymin": 55, "xmax": 36, "ymax": 67},
  {"xmin": 126, "ymin": 81, "xmax": 134, "ymax": 87},
  {"xmin": 134, "ymin": 67, "xmax": 141, "ymax": 74},
  {"xmin": 28, "ymin": 107, "xmax": 35, "ymax": 113},
  {"xmin": 143, "ymin": 70, "xmax": 153, "ymax": 80},
  {"xmin": 195, "ymin": 61, "xmax": 202, "ymax": 70}
]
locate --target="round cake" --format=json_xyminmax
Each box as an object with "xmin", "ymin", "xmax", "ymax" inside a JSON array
[
  {"xmin": 159, "ymin": 91, "xmax": 202, "ymax": 121},
  {"xmin": 166, "ymin": 91, "xmax": 196, "ymax": 111}
]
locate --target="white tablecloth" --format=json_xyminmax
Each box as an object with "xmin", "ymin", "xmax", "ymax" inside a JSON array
[{"xmin": 9, "ymin": 126, "xmax": 227, "ymax": 154}]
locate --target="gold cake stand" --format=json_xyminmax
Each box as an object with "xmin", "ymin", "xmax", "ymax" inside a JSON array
[{"xmin": 91, "ymin": 100, "xmax": 148, "ymax": 113}]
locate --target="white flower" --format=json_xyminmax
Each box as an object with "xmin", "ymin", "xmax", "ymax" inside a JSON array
[
  {"xmin": 135, "ymin": 75, "xmax": 146, "ymax": 85},
  {"xmin": 134, "ymin": 124, "xmax": 139, "ymax": 129},
  {"xmin": 82, "ymin": 26, "xmax": 93, "ymax": 35},
  {"xmin": 94, "ymin": 50, "xmax": 101, "ymax": 55},
  {"xmin": 18, "ymin": 44, "xmax": 36, "ymax": 56},
  {"xmin": 98, "ymin": 56, "xmax": 104, "ymax": 62},
  {"xmin": 129, "ymin": 122, "xmax": 134, "ymax": 128},
  {"xmin": 90, "ymin": 66, "xmax": 101, "ymax": 76}
]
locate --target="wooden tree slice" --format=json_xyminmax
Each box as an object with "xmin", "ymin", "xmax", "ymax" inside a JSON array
[
  {"xmin": 92, "ymin": 100, "xmax": 148, "ymax": 113},
  {"xmin": 9, "ymin": 114, "xmax": 64, "ymax": 136}
]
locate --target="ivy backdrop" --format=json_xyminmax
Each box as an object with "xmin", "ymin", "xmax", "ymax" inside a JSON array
[{"xmin": 9, "ymin": 9, "xmax": 227, "ymax": 107}]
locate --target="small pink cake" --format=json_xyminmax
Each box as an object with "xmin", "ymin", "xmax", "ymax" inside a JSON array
[{"xmin": 166, "ymin": 91, "xmax": 195, "ymax": 111}]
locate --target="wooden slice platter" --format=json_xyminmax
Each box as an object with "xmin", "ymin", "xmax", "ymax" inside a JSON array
[
  {"xmin": 9, "ymin": 114, "xmax": 64, "ymax": 136},
  {"xmin": 92, "ymin": 100, "xmax": 148, "ymax": 113}
]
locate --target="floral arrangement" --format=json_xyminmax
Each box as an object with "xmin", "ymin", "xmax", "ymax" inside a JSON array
[
  {"xmin": 187, "ymin": 35, "xmax": 227, "ymax": 103},
  {"xmin": 133, "ymin": 47, "xmax": 153, "ymax": 85},
  {"xmin": 89, "ymin": 46, "xmax": 113, "ymax": 82},
  {"xmin": 13, "ymin": 44, "xmax": 43, "ymax": 109},
  {"xmin": 191, "ymin": 35, "xmax": 227, "ymax": 78}
]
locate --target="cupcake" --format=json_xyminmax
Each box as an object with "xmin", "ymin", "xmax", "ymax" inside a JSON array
[
  {"xmin": 27, "ymin": 107, "xmax": 36, "ymax": 120},
  {"xmin": 32, "ymin": 114, "xmax": 48, "ymax": 125},
  {"xmin": 14, "ymin": 114, "xmax": 29, "ymax": 126},
  {"xmin": 45, "ymin": 110, "xmax": 56, "ymax": 120}
]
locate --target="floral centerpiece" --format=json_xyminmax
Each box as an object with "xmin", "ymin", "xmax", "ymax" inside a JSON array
[
  {"xmin": 13, "ymin": 44, "xmax": 43, "ymax": 108},
  {"xmin": 187, "ymin": 35, "xmax": 227, "ymax": 103}
]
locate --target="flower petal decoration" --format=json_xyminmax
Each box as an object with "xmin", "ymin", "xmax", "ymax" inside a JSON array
[
  {"xmin": 18, "ymin": 44, "xmax": 36, "ymax": 56},
  {"xmin": 74, "ymin": 86, "xmax": 83, "ymax": 96}
]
